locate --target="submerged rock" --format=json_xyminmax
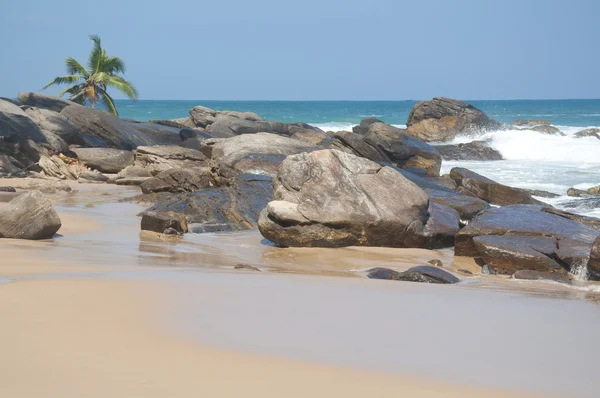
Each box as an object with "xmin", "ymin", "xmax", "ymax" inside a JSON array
[
  {"xmin": 367, "ymin": 266, "xmax": 459, "ymax": 284},
  {"xmin": 0, "ymin": 191, "xmax": 61, "ymax": 240},
  {"xmin": 573, "ymin": 128, "xmax": 600, "ymax": 139},
  {"xmin": 512, "ymin": 120, "xmax": 551, "ymax": 127},
  {"xmin": 435, "ymin": 141, "xmax": 503, "ymax": 161},
  {"xmin": 530, "ymin": 125, "xmax": 564, "ymax": 136},
  {"xmin": 513, "ymin": 270, "xmax": 571, "ymax": 284}
]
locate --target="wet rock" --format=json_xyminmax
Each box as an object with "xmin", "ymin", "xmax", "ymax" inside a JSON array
[
  {"xmin": 530, "ymin": 125, "xmax": 564, "ymax": 136},
  {"xmin": 567, "ymin": 188, "xmax": 593, "ymax": 198},
  {"xmin": 17, "ymin": 92, "xmax": 75, "ymax": 112},
  {"xmin": 0, "ymin": 191, "xmax": 61, "ymax": 239},
  {"xmin": 573, "ymin": 128, "xmax": 600, "ymax": 139},
  {"xmin": 140, "ymin": 168, "xmax": 220, "ymax": 194},
  {"xmin": 420, "ymin": 202, "xmax": 460, "ymax": 249},
  {"xmin": 141, "ymin": 211, "xmax": 188, "ymax": 234},
  {"xmin": 116, "ymin": 177, "xmax": 151, "ymax": 186},
  {"xmin": 406, "ymin": 97, "xmax": 503, "ymax": 142},
  {"xmin": 513, "ymin": 270, "xmax": 571, "ymax": 284},
  {"xmin": 435, "ymin": 141, "xmax": 503, "ymax": 161},
  {"xmin": 525, "ymin": 189, "xmax": 560, "ymax": 198},
  {"xmin": 405, "ymin": 265, "xmax": 460, "ymax": 284},
  {"xmin": 71, "ymin": 147, "xmax": 134, "ymax": 173},
  {"xmin": 427, "ymin": 189, "xmax": 490, "ymax": 221},
  {"xmin": 258, "ymin": 149, "xmax": 430, "ymax": 248},
  {"xmin": 512, "ymin": 120, "xmax": 551, "ymax": 127},
  {"xmin": 234, "ymin": 263, "xmax": 261, "ymax": 271},
  {"xmin": 587, "ymin": 236, "xmax": 600, "ymax": 281},
  {"xmin": 367, "ymin": 266, "xmax": 459, "ymax": 284},
  {"xmin": 140, "ymin": 174, "xmax": 273, "ymax": 233},
  {"xmin": 200, "ymin": 133, "xmax": 316, "ymax": 177},
  {"xmin": 450, "ymin": 167, "xmax": 545, "ymax": 206}
]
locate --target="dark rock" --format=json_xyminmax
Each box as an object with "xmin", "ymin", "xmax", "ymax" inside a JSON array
[
  {"xmin": 420, "ymin": 202, "xmax": 460, "ymax": 249},
  {"xmin": 525, "ymin": 189, "xmax": 560, "ymax": 198},
  {"xmin": 0, "ymin": 191, "xmax": 61, "ymax": 239},
  {"xmin": 513, "ymin": 120, "xmax": 551, "ymax": 127},
  {"xmin": 140, "ymin": 168, "xmax": 220, "ymax": 194},
  {"xmin": 367, "ymin": 266, "xmax": 459, "ymax": 284},
  {"xmin": 513, "ymin": 270, "xmax": 571, "ymax": 284},
  {"xmin": 0, "ymin": 186, "xmax": 16, "ymax": 192},
  {"xmin": 180, "ymin": 128, "xmax": 212, "ymax": 141},
  {"xmin": 71, "ymin": 148, "xmax": 134, "ymax": 173},
  {"xmin": 587, "ymin": 236, "xmax": 600, "ymax": 281},
  {"xmin": 149, "ymin": 117, "xmax": 196, "ymax": 129},
  {"xmin": 0, "ymin": 135, "xmax": 45, "ymax": 171},
  {"xmin": 352, "ymin": 117, "xmax": 383, "ymax": 135},
  {"xmin": 573, "ymin": 128, "xmax": 600, "ymax": 139},
  {"xmin": 405, "ymin": 265, "xmax": 460, "ymax": 284},
  {"xmin": 128, "ymin": 122, "xmax": 183, "ymax": 146},
  {"xmin": 427, "ymin": 189, "xmax": 491, "ymax": 221},
  {"xmin": 258, "ymin": 149, "xmax": 431, "ymax": 248},
  {"xmin": 0, "ymin": 154, "xmax": 23, "ymax": 175},
  {"xmin": 208, "ymin": 115, "xmax": 288, "ymax": 138},
  {"xmin": 17, "ymin": 92, "xmax": 75, "ymax": 112},
  {"xmin": 450, "ymin": 167, "xmax": 545, "ymax": 206},
  {"xmin": 435, "ymin": 141, "xmax": 503, "ymax": 161},
  {"xmin": 287, "ymin": 123, "xmax": 328, "ymax": 145},
  {"xmin": 23, "ymin": 107, "xmax": 81, "ymax": 145},
  {"xmin": 0, "ymin": 110, "xmax": 47, "ymax": 143},
  {"xmin": 141, "ymin": 211, "xmax": 188, "ymax": 234},
  {"xmin": 531, "ymin": 125, "xmax": 564, "ymax": 136},
  {"xmin": 234, "ymin": 263, "xmax": 261, "ymax": 271},
  {"xmin": 140, "ymin": 174, "xmax": 273, "ymax": 233}
]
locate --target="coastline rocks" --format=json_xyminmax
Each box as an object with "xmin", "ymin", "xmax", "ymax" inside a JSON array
[
  {"xmin": 189, "ymin": 106, "xmax": 218, "ymax": 128},
  {"xmin": 455, "ymin": 205, "xmax": 600, "ymax": 278},
  {"xmin": 287, "ymin": 123, "xmax": 328, "ymax": 145},
  {"xmin": 71, "ymin": 148, "xmax": 134, "ymax": 173},
  {"xmin": 587, "ymin": 236, "xmax": 600, "ymax": 281},
  {"xmin": 0, "ymin": 154, "xmax": 23, "ymax": 175},
  {"xmin": 406, "ymin": 97, "xmax": 503, "ymax": 142},
  {"xmin": 141, "ymin": 211, "xmax": 188, "ymax": 234},
  {"xmin": 435, "ymin": 141, "xmax": 503, "ymax": 161},
  {"xmin": 208, "ymin": 115, "xmax": 288, "ymax": 138},
  {"xmin": 0, "ymin": 99, "xmax": 27, "ymax": 115},
  {"xmin": 200, "ymin": 133, "xmax": 316, "ymax": 176},
  {"xmin": 0, "ymin": 191, "xmax": 61, "ymax": 240},
  {"xmin": 513, "ymin": 120, "xmax": 551, "ymax": 127},
  {"xmin": 573, "ymin": 128, "xmax": 600, "ymax": 139},
  {"xmin": 140, "ymin": 174, "xmax": 273, "ymax": 233},
  {"xmin": 427, "ymin": 189, "xmax": 491, "ymax": 221},
  {"xmin": 367, "ymin": 266, "xmax": 459, "ymax": 284},
  {"xmin": 133, "ymin": 145, "xmax": 207, "ymax": 175},
  {"xmin": 149, "ymin": 117, "xmax": 196, "ymax": 129},
  {"xmin": 18, "ymin": 92, "xmax": 75, "ymax": 112},
  {"xmin": 139, "ymin": 168, "xmax": 220, "ymax": 194},
  {"xmin": 258, "ymin": 149, "xmax": 431, "ymax": 248},
  {"xmin": 0, "ymin": 109, "xmax": 47, "ymax": 143},
  {"xmin": 23, "ymin": 107, "xmax": 81, "ymax": 145},
  {"xmin": 38, "ymin": 155, "xmax": 81, "ymax": 180},
  {"xmin": 513, "ymin": 270, "xmax": 571, "ymax": 284},
  {"xmin": 449, "ymin": 167, "xmax": 545, "ymax": 206},
  {"xmin": 530, "ymin": 125, "xmax": 564, "ymax": 136}
]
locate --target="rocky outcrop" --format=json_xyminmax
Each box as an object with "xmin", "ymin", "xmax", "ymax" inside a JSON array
[
  {"xmin": 71, "ymin": 148, "xmax": 134, "ymax": 173},
  {"xmin": 587, "ymin": 236, "xmax": 600, "ymax": 281},
  {"xmin": 0, "ymin": 108, "xmax": 47, "ymax": 143},
  {"xmin": 139, "ymin": 168, "xmax": 221, "ymax": 194},
  {"xmin": 257, "ymin": 149, "xmax": 451, "ymax": 248},
  {"xmin": 287, "ymin": 123, "xmax": 328, "ymax": 145},
  {"xmin": 0, "ymin": 191, "xmax": 61, "ymax": 239},
  {"xmin": 367, "ymin": 266, "xmax": 460, "ymax": 284},
  {"xmin": 513, "ymin": 270, "xmax": 571, "ymax": 284},
  {"xmin": 38, "ymin": 155, "xmax": 82, "ymax": 180},
  {"xmin": 512, "ymin": 120, "xmax": 551, "ymax": 127},
  {"xmin": 209, "ymin": 115, "xmax": 288, "ymax": 138},
  {"xmin": 530, "ymin": 125, "xmax": 564, "ymax": 136},
  {"xmin": 139, "ymin": 174, "xmax": 273, "ymax": 233},
  {"xmin": 455, "ymin": 205, "xmax": 600, "ymax": 279},
  {"xmin": 331, "ymin": 121, "xmax": 442, "ymax": 176},
  {"xmin": 435, "ymin": 141, "xmax": 503, "ymax": 161},
  {"xmin": 17, "ymin": 92, "xmax": 75, "ymax": 112},
  {"xmin": 406, "ymin": 97, "xmax": 503, "ymax": 142},
  {"xmin": 132, "ymin": 145, "xmax": 207, "ymax": 176},
  {"xmin": 141, "ymin": 211, "xmax": 188, "ymax": 234},
  {"xmin": 449, "ymin": 167, "xmax": 545, "ymax": 206},
  {"xmin": 573, "ymin": 128, "xmax": 600, "ymax": 139},
  {"xmin": 149, "ymin": 117, "xmax": 196, "ymax": 129},
  {"xmin": 200, "ymin": 133, "xmax": 316, "ymax": 176},
  {"xmin": 22, "ymin": 107, "xmax": 81, "ymax": 145}
]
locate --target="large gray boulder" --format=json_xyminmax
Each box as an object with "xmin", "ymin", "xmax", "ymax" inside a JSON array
[
  {"xmin": 133, "ymin": 145, "xmax": 207, "ymax": 175},
  {"xmin": 587, "ymin": 236, "xmax": 600, "ymax": 281},
  {"xmin": 0, "ymin": 191, "xmax": 62, "ymax": 239},
  {"xmin": 435, "ymin": 141, "xmax": 503, "ymax": 161},
  {"xmin": 200, "ymin": 133, "xmax": 316, "ymax": 176},
  {"xmin": 17, "ymin": 92, "xmax": 75, "ymax": 112},
  {"xmin": 258, "ymin": 149, "xmax": 432, "ymax": 247},
  {"xmin": 208, "ymin": 115, "xmax": 288, "ymax": 138},
  {"xmin": 71, "ymin": 147, "xmax": 134, "ymax": 173},
  {"xmin": 455, "ymin": 205, "xmax": 600, "ymax": 279},
  {"xmin": 406, "ymin": 97, "xmax": 504, "ymax": 142},
  {"xmin": 0, "ymin": 99, "xmax": 27, "ymax": 115},
  {"xmin": 0, "ymin": 109, "xmax": 47, "ymax": 143},
  {"xmin": 22, "ymin": 107, "xmax": 81, "ymax": 144},
  {"xmin": 139, "ymin": 168, "xmax": 220, "ymax": 194}
]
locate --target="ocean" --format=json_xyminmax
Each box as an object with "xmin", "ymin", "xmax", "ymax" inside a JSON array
[{"xmin": 115, "ymin": 99, "xmax": 600, "ymax": 217}]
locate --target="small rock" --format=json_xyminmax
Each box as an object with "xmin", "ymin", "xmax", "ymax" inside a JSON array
[
  {"xmin": 0, "ymin": 191, "xmax": 62, "ymax": 239},
  {"xmin": 0, "ymin": 186, "xmax": 16, "ymax": 192},
  {"xmin": 428, "ymin": 259, "xmax": 443, "ymax": 267},
  {"xmin": 141, "ymin": 211, "xmax": 188, "ymax": 234},
  {"xmin": 513, "ymin": 119, "xmax": 551, "ymax": 127},
  {"xmin": 234, "ymin": 263, "xmax": 261, "ymax": 272},
  {"xmin": 367, "ymin": 266, "xmax": 459, "ymax": 284}
]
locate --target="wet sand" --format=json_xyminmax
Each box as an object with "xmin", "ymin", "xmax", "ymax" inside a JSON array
[{"xmin": 1, "ymin": 179, "xmax": 599, "ymax": 397}]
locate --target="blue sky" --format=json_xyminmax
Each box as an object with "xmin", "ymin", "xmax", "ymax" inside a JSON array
[{"xmin": 1, "ymin": 0, "xmax": 598, "ymax": 100}]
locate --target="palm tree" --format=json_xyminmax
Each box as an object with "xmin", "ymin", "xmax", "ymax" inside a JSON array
[{"xmin": 42, "ymin": 35, "xmax": 138, "ymax": 116}]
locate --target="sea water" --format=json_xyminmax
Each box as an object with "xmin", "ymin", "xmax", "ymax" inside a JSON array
[{"xmin": 115, "ymin": 99, "xmax": 600, "ymax": 217}]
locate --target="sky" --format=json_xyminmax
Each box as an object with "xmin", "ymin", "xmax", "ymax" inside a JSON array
[{"xmin": 1, "ymin": 0, "xmax": 598, "ymax": 100}]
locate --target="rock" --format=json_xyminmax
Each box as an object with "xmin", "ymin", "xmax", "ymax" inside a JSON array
[
  {"xmin": 0, "ymin": 110, "xmax": 47, "ymax": 143},
  {"xmin": 23, "ymin": 107, "xmax": 81, "ymax": 145},
  {"xmin": 0, "ymin": 99, "xmax": 28, "ymax": 115},
  {"xmin": 513, "ymin": 270, "xmax": 571, "ymax": 284},
  {"xmin": 38, "ymin": 130, "xmax": 69, "ymax": 154},
  {"xmin": 38, "ymin": 155, "xmax": 80, "ymax": 180},
  {"xmin": 0, "ymin": 135, "xmax": 45, "ymax": 173},
  {"xmin": 406, "ymin": 97, "xmax": 503, "ymax": 141},
  {"xmin": 115, "ymin": 177, "xmax": 151, "ymax": 186},
  {"xmin": 513, "ymin": 120, "xmax": 551, "ymax": 127},
  {"xmin": 455, "ymin": 205, "xmax": 600, "ymax": 279},
  {"xmin": 18, "ymin": 179, "xmax": 72, "ymax": 194},
  {"xmin": 0, "ymin": 191, "xmax": 61, "ymax": 239},
  {"xmin": 189, "ymin": 106, "xmax": 217, "ymax": 128},
  {"xmin": 200, "ymin": 133, "xmax": 316, "ymax": 176},
  {"xmin": 140, "ymin": 174, "xmax": 273, "ymax": 233},
  {"xmin": 179, "ymin": 128, "xmax": 212, "ymax": 141},
  {"xmin": 0, "ymin": 154, "xmax": 22, "ymax": 175},
  {"xmin": 78, "ymin": 170, "xmax": 109, "ymax": 183},
  {"xmin": 149, "ymin": 117, "xmax": 196, "ymax": 129},
  {"xmin": 427, "ymin": 189, "xmax": 490, "ymax": 221},
  {"xmin": 567, "ymin": 188, "xmax": 593, "ymax": 198},
  {"xmin": 234, "ymin": 263, "xmax": 261, "ymax": 271},
  {"xmin": 287, "ymin": 123, "xmax": 328, "ymax": 145},
  {"xmin": 0, "ymin": 97, "xmax": 18, "ymax": 106},
  {"xmin": 71, "ymin": 147, "xmax": 134, "ymax": 173},
  {"xmin": 420, "ymin": 202, "xmax": 460, "ymax": 248},
  {"xmin": 367, "ymin": 266, "xmax": 459, "ymax": 284},
  {"xmin": 258, "ymin": 149, "xmax": 430, "ymax": 248},
  {"xmin": 449, "ymin": 167, "xmax": 545, "ymax": 206},
  {"xmin": 587, "ymin": 236, "xmax": 600, "ymax": 281},
  {"xmin": 18, "ymin": 92, "xmax": 75, "ymax": 112},
  {"xmin": 0, "ymin": 186, "xmax": 16, "ymax": 192},
  {"xmin": 587, "ymin": 185, "xmax": 600, "ymax": 195},
  {"xmin": 332, "ymin": 121, "xmax": 442, "ymax": 176},
  {"xmin": 525, "ymin": 189, "xmax": 560, "ymax": 198},
  {"xmin": 573, "ymin": 128, "xmax": 600, "ymax": 139},
  {"xmin": 530, "ymin": 125, "xmax": 564, "ymax": 135},
  {"xmin": 141, "ymin": 211, "xmax": 188, "ymax": 234},
  {"xmin": 435, "ymin": 141, "xmax": 503, "ymax": 161},
  {"xmin": 208, "ymin": 115, "xmax": 288, "ymax": 138},
  {"xmin": 133, "ymin": 145, "xmax": 207, "ymax": 175},
  {"xmin": 221, "ymin": 110, "xmax": 264, "ymax": 122},
  {"xmin": 128, "ymin": 122, "xmax": 183, "ymax": 146},
  {"xmin": 352, "ymin": 117, "xmax": 383, "ymax": 135},
  {"xmin": 428, "ymin": 259, "xmax": 443, "ymax": 267},
  {"xmin": 60, "ymin": 105, "xmax": 161, "ymax": 149},
  {"xmin": 140, "ymin": 168, "xmax": 220, "ymax": 194},
  {"xmin": 116, "ymin": 165, "xmax": 152, "ymax": 179}
]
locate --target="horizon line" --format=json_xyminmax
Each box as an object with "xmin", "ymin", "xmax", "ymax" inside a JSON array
[{"xmin": 110, "ymin": 98, "xmax": 600, "ymax": 102}]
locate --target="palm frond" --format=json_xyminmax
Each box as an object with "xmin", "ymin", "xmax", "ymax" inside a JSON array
[
  {"xmin": 99, "ymin": 56, "xmax": 126, "ymax": 74},
  {"xmin": 65, "ymin": 57, "xmax": 88, "ymax": 76},
  {"xmin": 58, "ymin": 84, "xmax": 83, "ymax": 97},
  {"xmin": 42, "ymin": 75, "xmax": 83, "ymax": 90},
  {"xmin": 91, "ymin": 72, "xmax": 110, "ymax": 85},
  {"xmin": 105, "ymin": 75, "xmax": 138, "ymax": 100},
  {"xmin": 98, "ymin": 87, "xmax": 118, "ymax": 116},
  {"xmin": 88, "ymin": 34, "xmax": 105, "ymax": 74}
]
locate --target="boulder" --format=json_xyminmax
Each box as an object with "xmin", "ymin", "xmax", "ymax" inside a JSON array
[
  {"xmin": 23, "ymin": 107, "xmax": 81, "ymax": 144},
  {"xmin": 208, "ymin": 115, "xmax": 288, "ymax": 138},
  {"xmin": 133, "ymin": 145, "xmax": 207, "ymax": 175},
  {"xmin": 420, "ymin": 202, "xmax": 461, "ymax": 248},
  {"xmin": 530, "ymin": 125, "xmax": 564, "ymax": 136},
  {"xmin": 0, "ymin": 110, "xmax": 47, "ymax": 143},
  {"xmin": 189, "ymin": 106, "xmax": 217, "ymax": 128},
  {"xmin": 0, "ymin": 99, "xmax": 28, "ymax": 115},
  {"xmin": 587, "ymin": 185, "xmax": 600, "ymax": 195},
  {"xmin": 587, "ymin": 236, "xmax": 600, "ymax": 281},
  {"xmin": 0, "ymin": 191, "xmax": 61, "ymax": 239},
  {"xmin": 139, "ymin": 168, "xmax": 220, "ymax": 194},
  {"xmin": 455, "ymin": 205, "xmax": 600, "ymax": 279},
  {"xmin": 0, "ymin": 154, "xmax": 22, "ymax": 175},
  {"xmin": 367, "ymin": 266, "xmax": 459, "ymax": 284},
  {"xmin": 352, "ymin": 117, "xmax": 383, "ymax": 135},
  {"xmin": 435, "ymin": 141, "xmax": 503, "ymax": 161},
  {"xmin": 573, "ymin": 128, "xmax": 600, "ymax": 139},
  {"xmin": 38, "ymin": 155, "xmax": 80, "ymax": 179},
  {"xmin": 127, "ymin": 122, "xmax": 183, "ymax": 146},
  {"xmin": 406, "ymin": 97, "xmax": 503, "ymax": 141},
  {"xmin": 287, "ymin": 123, "xmax": 328, "ymax": 145},
  {"xmin": 149, "ymin": 117, "xmax": 196, "ymax": 129},
  {"xmin": 513, "ymin": 270, "xmax": 571, "ymax": 284},
  {"xmin": 18, "ymin": 92, "xmax": 75, "ymax": 112},
  {"xmin": 116, "ymin": 177, "xmax": 151, "ymax": 186},
  {"xmin": 427, "ymin": 189, "xmax": 490, "ymax": 221},
  {"xmin": 78, "ymin": 170, "xmax": 109, "ymax": 183},
  {"xmin": 258, "ymin": 149, "xmax": 431, "ymax": 248},
  {"xmin": 139, "ymin": 174, "xmax": 273, "ymax": 233},
  {"xmin": 71, "ymin": 147, "xmax": 134, "ymax": 173},
  {"xmin": 221, "ymin": 110, "xmax": 264, "ymax": 122},
  {"xmin": 141, "ymin": 211, "xmax": 188, "ymax": 234},
  {"xmin": 513, "ymin": 120, "xmax": 551, "ymax": 127},
  {"xmin": 0, "ymin": 97, "xmax": 18, "ymax": 106},
  {"xmin": 567, "ymin": 188, "xmax": 593, "ymax": 198},
  {"xmin": 200, "ymin": 133, "xmax": 316, "ymax": 176},
  {"xmin": 449, "ymin": 167, "xmax": 545, "ymax": 206}
]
